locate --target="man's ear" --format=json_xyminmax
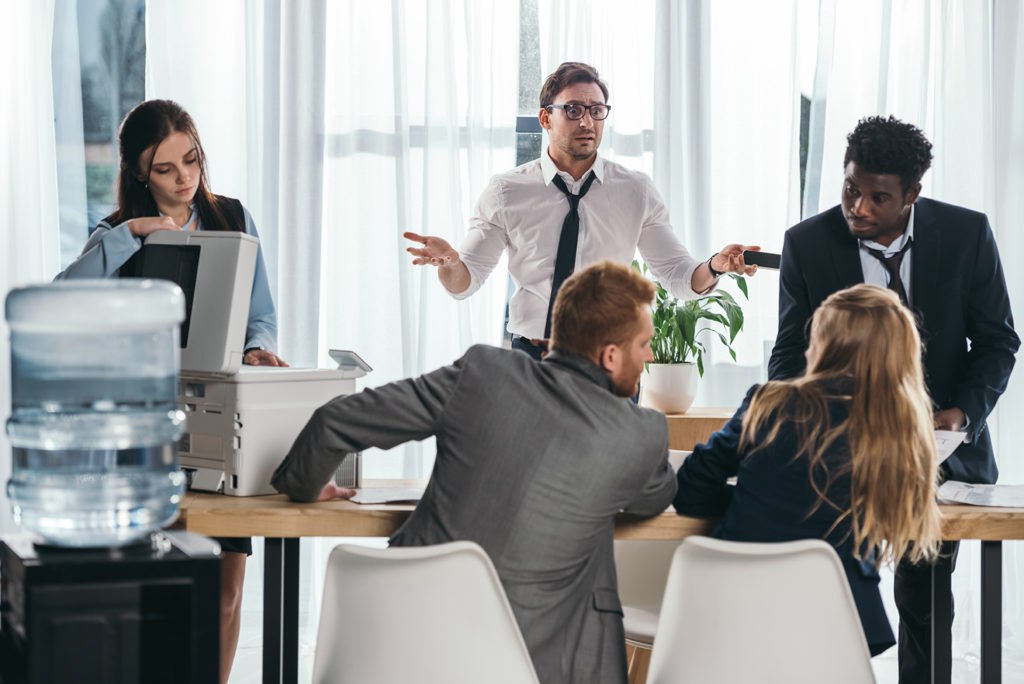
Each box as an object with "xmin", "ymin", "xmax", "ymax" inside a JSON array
[
  {"xmin": 598, "ymin": 343, "xmax": 620, "ymax": 374},
  {"xmin": 538, "ymin": 106, "xmax": 551, "ymax": 131},
  {"xmin": 904, "ymin": 181, "xmax": 922, "ymax": 206}
]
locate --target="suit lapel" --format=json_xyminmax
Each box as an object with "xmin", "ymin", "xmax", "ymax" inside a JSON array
[
  {"xmin": 826, "ymin": 208, "xmax": 864, "ymax": 289},
  {"xmin": 910, "ymin": 200, "xmax": 941, "ymax": 328}
]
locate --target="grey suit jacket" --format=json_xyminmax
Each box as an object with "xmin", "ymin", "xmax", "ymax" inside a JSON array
[{"xmin": 272, "ymin": 345, "xmax": 677, "ymax": 684}]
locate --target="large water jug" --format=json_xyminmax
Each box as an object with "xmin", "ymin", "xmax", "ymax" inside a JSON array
[{"xmin": 5, "ymin": 280, "xmax": 187, "ymax": 547}]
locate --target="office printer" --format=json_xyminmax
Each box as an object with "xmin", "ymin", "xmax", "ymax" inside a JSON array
[{"xmin": 124, "ymin": 230, "xmax": 368, "ymax": 496}]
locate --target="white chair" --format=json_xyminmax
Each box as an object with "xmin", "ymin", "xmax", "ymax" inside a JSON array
[
  {"xmin": 615, "ymin": 450, "xmax": 690, "ymax": 648},
  {"xmin": 312, "ymin": 540, "xmax": 539, "ymax": 684},
  {"xmin": 646, "ymin": 536, "xmax": 875, "ymax": 684}
]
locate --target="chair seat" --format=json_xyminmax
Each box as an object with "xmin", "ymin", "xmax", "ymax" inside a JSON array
[{"xmin": 623, "ymin": 605, "xmax": 659, "ymax": 645}]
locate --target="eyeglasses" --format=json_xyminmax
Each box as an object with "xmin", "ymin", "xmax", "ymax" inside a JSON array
[{"xmin": 546, "ymin": 103, "xmax": 611, "ymax": 121}]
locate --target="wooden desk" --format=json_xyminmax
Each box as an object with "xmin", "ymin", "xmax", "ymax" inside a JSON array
[
  {"xmin": 180, "ymin": 492, "xmax": 1024, "ymax": 684},
  {"xmin": 664, "ymin": 407, "xmax": 733, "ymax": 451}
]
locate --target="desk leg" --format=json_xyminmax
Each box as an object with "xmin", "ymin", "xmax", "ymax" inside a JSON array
[
  {"xmin": 980, "ymin": 541, "xmax": 1002, "ymax": 684},
  {"xmin": 263, "ymin": 538, "xmax": 300, "ymax": 684},
  {"xmin": 931, "ymin": 556, "xmax": 952, "ymax": 684}
]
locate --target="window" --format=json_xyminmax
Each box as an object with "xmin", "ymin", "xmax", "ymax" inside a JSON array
[{"xmin": 53, "ymin": 0, "xmax": 146, "ymax": 266}]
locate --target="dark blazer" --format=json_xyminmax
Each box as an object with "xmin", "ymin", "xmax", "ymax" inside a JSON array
[
  {"xmin": 674, "ymin": 384, "xmax": 895, "ymax": 656},
  {"xmin": 272, "ymin": 345, "xmax": 677, "ymax": 684},
  {"xmin": 768, "ymin": 199, "xmax": 1019, "ymax": 484}
]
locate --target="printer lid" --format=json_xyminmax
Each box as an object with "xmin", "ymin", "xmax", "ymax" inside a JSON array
[{"xmin": 122, "ymin": 230, "xmax": 257, "ymax": 376}]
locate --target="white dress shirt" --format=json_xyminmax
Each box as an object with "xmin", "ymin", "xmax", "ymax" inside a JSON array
[
  {"xmin": 453, "ymin": 151, "xmax": 703, "ymax": 339},
  {"xmin": 858, "ymin": 204, "xmax": 915, "ymax": 305}
]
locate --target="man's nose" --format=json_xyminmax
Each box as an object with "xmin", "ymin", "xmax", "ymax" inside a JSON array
[{"xmin": 851, "ymin": 196, "xmax": 870, "ymax": 216}]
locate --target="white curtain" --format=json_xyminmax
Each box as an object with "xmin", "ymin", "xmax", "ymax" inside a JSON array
[
  {"xmin": 146, "ymin": 0, "xmax": 327, "ymax": 369},
  {"xmin": 0, "ymin": 0, "xmax": 61, "ymax": 535},
  {"xmin": 318, "ymin": 0, "xmax": 517, "ymax": 480}
]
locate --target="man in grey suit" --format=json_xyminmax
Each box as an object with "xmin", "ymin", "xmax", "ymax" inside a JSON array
[{"xmin": 271, "ymin": 260, "xmax": 677, "ymax": 684}]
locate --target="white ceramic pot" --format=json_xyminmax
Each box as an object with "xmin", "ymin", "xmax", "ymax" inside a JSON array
[{"xmin": 641, "ymin": 363, "xmax": 698, "ymax": 414}]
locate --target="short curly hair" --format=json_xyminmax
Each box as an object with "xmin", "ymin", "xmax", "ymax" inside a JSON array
[{"xmin": 844, "ymin": 116, "xmax": 933, "ymax": 194}]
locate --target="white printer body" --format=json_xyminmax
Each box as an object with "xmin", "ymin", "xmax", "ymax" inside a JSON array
[{"xmin": 132, "ymin": 230, "xmax": 366, "ymax": 496}]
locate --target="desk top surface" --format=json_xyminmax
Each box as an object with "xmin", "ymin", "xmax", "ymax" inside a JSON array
[{"xmin": 180, "ymin": 488, "xmax": 1024, "ymax": 542}]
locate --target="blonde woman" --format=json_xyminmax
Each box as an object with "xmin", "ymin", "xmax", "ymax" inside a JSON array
[{"xmin": 674, "ymin": 284, "xmax": 941, "ymax": 656}]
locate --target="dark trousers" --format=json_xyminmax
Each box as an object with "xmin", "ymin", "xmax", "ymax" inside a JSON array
[
  {"xmin": 894, "ymin": 540, "xmax": 959, "ymax": 683},
  {"xmin": 511, "ymin": 335, "xmax": 545, "ymax": 361}
]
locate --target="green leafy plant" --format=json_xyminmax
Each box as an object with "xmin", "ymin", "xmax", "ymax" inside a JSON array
[{"xmin": 634, "ymin": 260, "xmax": 748, "ymax": 376}]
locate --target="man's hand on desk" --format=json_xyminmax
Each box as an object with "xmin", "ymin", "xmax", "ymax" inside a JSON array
[{"xmin": 316, "ymin": 482, "xmax": 357, "ymax": 502}]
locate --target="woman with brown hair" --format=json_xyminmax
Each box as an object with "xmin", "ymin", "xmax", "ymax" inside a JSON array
[
  {"xmin": 675, "ymin": 283, "xmax": 941, "ymax": 656},
  {"xmin": 56, "ymin": 99, "xmax": 284, "ymax": 683}
]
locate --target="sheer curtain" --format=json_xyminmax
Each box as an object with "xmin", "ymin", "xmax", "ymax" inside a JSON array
[
  {"xmin": 318, "ymin": 0, "xmax": 517, "ymax": 479},
  {"xmin": 0, "ymin": 0, "xmax": 61, "ymax": 535},
  {"xmin": 146, "ymin": 0, "xmax": 327, "ymax": 369}
]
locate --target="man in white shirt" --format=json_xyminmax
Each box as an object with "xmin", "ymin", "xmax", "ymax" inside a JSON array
[{"xmin": 405, "ymin": 61, "xmax": 756, "ymax": 359}]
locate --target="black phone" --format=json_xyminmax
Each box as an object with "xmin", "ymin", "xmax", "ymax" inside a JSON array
[{"xmin": 742, "ymin": 250, "xmax": 781, "ymax": 269}]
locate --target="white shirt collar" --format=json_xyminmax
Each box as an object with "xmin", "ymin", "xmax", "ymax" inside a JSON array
[{"xmin": 540, "ymin": 149, "xmax": 604, "ymax": 187}]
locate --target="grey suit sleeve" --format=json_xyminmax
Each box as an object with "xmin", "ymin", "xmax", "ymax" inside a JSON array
[
  {"xmin": 768, "ymin": 230, "xmax": 811, "ymax": 380},
  {"xmin": 621, "ymin": 418, "xmax": 677, "ymax": 517},
  {"xmin": 622, "ymin": 454, "xmax": 678, "ymax": 517},
  {"xmin": 271, "ymin": 359, "xmax": 462, "ymax": 501},
  {"xmin": 954, "ymin": 219, "xmax": 1020, "ymax": 436}
]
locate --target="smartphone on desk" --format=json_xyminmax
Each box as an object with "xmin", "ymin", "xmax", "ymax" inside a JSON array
[{"xmin": 743, "ymin": 250, "xmax": 781, "ymax": 269}]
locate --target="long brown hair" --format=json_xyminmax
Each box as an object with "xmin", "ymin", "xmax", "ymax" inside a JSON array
[
  {"xmin": 105, "ymin": 99, "xmax": 237, "ymax": 232},
  {"xmin": 741, "ymin": 284, "xmax": 941, "ymax": 566}
]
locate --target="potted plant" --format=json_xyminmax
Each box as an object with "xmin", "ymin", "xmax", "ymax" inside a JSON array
[{"xmin": 634, "ymin": 261, "xmax": 747, "ymax": 414}]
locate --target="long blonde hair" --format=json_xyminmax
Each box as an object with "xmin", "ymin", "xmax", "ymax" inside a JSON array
[{"xmin": 741, "ymin": 284, "xmax": 941, "ymax": 566}]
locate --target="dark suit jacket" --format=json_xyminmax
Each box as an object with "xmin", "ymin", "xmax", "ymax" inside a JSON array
[
  {"xmin": 768, "ymin": 199, "xmax": 1019, "ymax": 484},
  {"xmin": 272, "ymin": 345, "xmax": 677, "ymax": 684},
  {"xmin": 674, "ymin": 384, "xmax": 895, "ymax": 656}
]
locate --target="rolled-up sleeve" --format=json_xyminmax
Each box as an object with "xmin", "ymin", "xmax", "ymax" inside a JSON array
[
  {"xmin": 452, "ymin": 176, "xmax": 509, "ymax": 300},
  {"xmin": 636, "ymin": 180, "xmax": 703, "ymax": 300}
]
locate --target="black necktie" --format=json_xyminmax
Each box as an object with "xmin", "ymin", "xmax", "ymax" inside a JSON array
[
  {"xmin": 544, "ymin": 172, "xmax": 598, "ymax": 338},
  {"xmin": 864, "ymin": 239, "xmax": 912, "ymax": 304}
]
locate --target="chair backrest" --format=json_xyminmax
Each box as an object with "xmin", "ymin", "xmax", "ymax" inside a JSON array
[
  {"xmin": 647, "ymin": 536, "xmax": 876, "ymax": 684},
  {"xmin": 312, "ymin": 540, "xmax": 540, "ymax": 684}
]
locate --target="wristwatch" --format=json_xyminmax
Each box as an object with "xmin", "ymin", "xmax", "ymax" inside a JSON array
[{"xmin": 706, "ymin": 253, "xmax": 724, "ymax": 278}]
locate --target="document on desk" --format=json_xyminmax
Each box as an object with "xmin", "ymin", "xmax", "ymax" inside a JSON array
[
  {"xmin": 349, "ymin": 487, "xmax": 424, "ymax": 505},
  {"xmin": 938, "ymin": 481, "xmax": 1024, "ymax": 508},
  {"xmin": 935, "ymin": 430, "xmax": 968, "ymax": 464}
]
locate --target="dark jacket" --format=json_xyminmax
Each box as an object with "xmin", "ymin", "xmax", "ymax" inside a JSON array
[
  {"xmin": 674, "ymin": 384, "xmax": 895, "ymax": 656},
  {"xmin": 768, "ymin": 198, "xmax": 1019, "ymax": 484}
]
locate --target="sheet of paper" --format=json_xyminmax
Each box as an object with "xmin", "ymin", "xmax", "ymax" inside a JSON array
[
  {"xmin": 938, "ymin": 481, "xmax": 1024, "ymax": 508},
  {"xmin": 349, "ymin": 487, "xmax": 424, "ymax": 505},
  {"xmin": 934, "ymin": 429, "xmax": 967, "ymax": 464}
]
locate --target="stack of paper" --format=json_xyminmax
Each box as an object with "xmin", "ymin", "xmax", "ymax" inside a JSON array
[
  {"xmin": 349, "ymin": 487, "xmax": 424, "ymax": 505},
  {"xmin": 938, "ymin": 482, "xmax": 1024, "ymax": 508}
]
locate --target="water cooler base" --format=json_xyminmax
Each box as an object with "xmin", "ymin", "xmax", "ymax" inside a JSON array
[{"xmin": 0, "ymin": 530, "xmax": 220, "ymax": 684}]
